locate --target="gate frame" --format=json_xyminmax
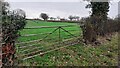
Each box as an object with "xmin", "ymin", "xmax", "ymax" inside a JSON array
[{"xmin": 17, "ymin": 25, "xmax": 81, "ymax": 60}]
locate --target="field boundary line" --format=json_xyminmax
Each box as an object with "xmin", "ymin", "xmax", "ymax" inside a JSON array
[{"xmin": 24, "ymin": 25, "xmax": 76, "ymax": 29}]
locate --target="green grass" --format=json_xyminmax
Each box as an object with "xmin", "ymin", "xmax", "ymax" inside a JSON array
[
  {"xmin": 17, "ymin": 20, "xmax": 118, "ymax": 66},
  {"xmin": 18, "ymin": 20, "xmax": 81, "ymax": 42},
  {"xmin": 25, "ymin": 20, "xmax": 76, "ymax": 27}
]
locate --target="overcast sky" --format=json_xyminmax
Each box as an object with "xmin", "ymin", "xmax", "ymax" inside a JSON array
[
  {"xmin": 5, "ymin": 0, "xmax": 120, "ymax": 2},
  {"xmin": 5, "ymin": 0, "xmax": 120, "ymax": 19}
]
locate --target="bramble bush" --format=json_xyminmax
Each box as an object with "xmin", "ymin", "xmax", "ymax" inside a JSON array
[{"xmin": 1, "ymin": 1, "xmax": 26, "ymax": 66}]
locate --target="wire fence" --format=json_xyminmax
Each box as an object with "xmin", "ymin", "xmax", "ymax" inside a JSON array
[{"xmin": 16, "ymin": 25, "xmax": 82, "ymax": 61}]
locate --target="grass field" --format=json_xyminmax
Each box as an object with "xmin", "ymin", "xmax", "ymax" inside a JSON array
[
  {"xmin": 17, "ymin": 20, "xmax": 118, "ymax": 66},
  {"xmin": 18, "ymin": 20, "xmax": 81, "ymax": 42}
]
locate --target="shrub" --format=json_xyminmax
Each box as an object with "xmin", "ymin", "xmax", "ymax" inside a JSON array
[{"xmin": 1, "ymin": 1, "xmax": 26, "ymax": 66}]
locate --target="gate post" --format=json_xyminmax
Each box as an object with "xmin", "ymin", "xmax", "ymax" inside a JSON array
[{"xmin": 59, "ymin": 27, "xmax": 61, "ymax": 45}]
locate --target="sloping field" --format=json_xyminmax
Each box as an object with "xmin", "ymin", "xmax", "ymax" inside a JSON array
[
  {"xmin": 18, "ymin": 20, "xmax": 81, "ymax": 42},
  {"xmin": 17, "ymin": 20, "xmax": 118, "ymax": 66}
]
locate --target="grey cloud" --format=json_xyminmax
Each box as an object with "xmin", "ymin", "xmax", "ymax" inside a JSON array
[{"xmin": 9, "ymin": 2, "xmax": 118, "ymax": 19}]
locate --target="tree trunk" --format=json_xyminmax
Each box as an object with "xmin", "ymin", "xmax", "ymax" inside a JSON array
[{"xmin": 82, "ymin": 22, "xmax": 97, "ymax": 44}]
